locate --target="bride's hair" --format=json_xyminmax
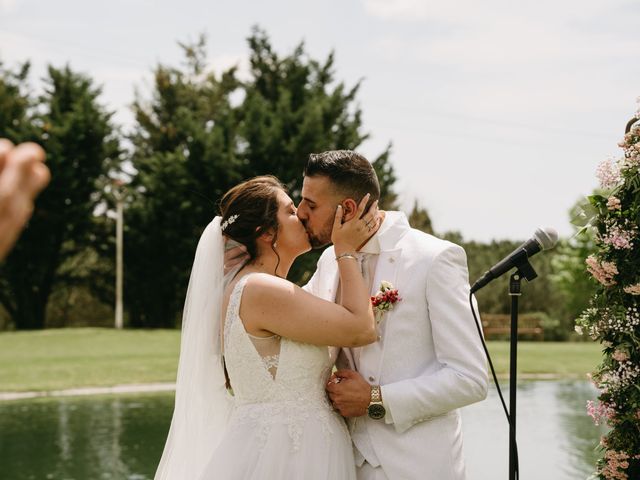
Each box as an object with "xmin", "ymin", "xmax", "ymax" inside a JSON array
[{"xmin": 218, "ymin": 175, "xmax": 285, "ymax": 262}]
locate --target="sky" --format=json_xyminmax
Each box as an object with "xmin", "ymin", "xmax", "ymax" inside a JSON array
[{"xmin": 1, "ymin": 0, "xmax": 639, "ymax": 241}]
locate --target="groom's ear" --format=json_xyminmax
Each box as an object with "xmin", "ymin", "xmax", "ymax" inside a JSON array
[{"xmin": 340, "ymin": 198, "xmax": 359, "ymax": 221}]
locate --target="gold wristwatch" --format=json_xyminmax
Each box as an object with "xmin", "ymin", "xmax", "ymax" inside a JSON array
[{"xmin": 367, "ymin": 385, "xmax": 386, "ymax": 420}]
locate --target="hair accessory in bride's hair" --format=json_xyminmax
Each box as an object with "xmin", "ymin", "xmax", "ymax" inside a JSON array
[{"xmin": 221, "ymin": 214, "xmax": 239, "ymax": 232}]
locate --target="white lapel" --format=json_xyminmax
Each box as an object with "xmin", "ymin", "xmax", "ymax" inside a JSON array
[
  {"xmin": 339, "ymin": 249, "xmax": 404, "ymax": 371},
  {"xmin": 362, "ymin": 248, "xmax": 401, "ymax": 380},
  {"xmin": 370, "ymin": 249, "xmax": 401, "ymax": 296},
  {"xmin": 328, "ymin": 211, "xmax": 411, "ymax": 373},
  {"xmin": 359, "ymin": 211, "xmax": 410, "ymax": 379}
]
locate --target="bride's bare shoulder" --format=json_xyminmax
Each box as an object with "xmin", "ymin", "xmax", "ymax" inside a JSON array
[
  {"xmin": 235, "ymin": 274, "xmax": 298, "ymax": 329},
  {"xmin": 241, "ymin": 273, "xmax": 299, "ymax": 305}
]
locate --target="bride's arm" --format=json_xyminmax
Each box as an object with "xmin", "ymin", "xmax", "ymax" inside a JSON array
[{"xmin": 242, "ymin": 198, "xmax": 379, "ymax": 347}]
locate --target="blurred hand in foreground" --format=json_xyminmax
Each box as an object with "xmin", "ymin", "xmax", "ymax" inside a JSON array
[{"xmin": 0, "ymin": 139, "xmax": 50, "ymax": 260}]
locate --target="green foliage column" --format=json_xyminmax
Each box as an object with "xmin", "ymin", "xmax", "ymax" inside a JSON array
[
  {"xmin": 0, "ymin": 62, "xmax": 31, "ymax": 142},
  {"xmin": 576, "ymin": 103, "xmax": 640, "ymax": 480},
  {"xmin": 125, "ymin": 38, "xmax": 244, "ymax": 328},
  {"xmin": 0, "ymin": 66, "xmax": 119, "ymax": 329}
]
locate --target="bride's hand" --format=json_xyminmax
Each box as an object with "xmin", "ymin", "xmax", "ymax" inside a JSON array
[{"xmin": 331, "ymin": 194, "xmax": 380, "ymax": 255}]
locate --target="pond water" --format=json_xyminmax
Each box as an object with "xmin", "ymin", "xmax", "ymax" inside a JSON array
[{"xmin": 0, "ymin": 381, "xmax": 605, "ymax": 480}]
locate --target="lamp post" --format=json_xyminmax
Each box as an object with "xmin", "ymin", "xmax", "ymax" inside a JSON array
[{"xmin": 113, "ymin": 180, "xmax": 124, "ymax": 329}]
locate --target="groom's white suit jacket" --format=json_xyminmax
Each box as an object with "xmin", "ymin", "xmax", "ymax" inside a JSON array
[{"xmin": 304, "ymin": 211, "xmax": 488, "ymax": 480}]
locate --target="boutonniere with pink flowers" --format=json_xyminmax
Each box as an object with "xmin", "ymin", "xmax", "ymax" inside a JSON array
[{"xmin": 371, "ymin": 281, "xmax": 401, "ymax": 322}]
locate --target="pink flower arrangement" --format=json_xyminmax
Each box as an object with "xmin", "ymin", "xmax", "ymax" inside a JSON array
[
  {"xmin": 580, "ymin": 99, "xmax": 640, "ymax": 477},
  {"xmin": 606, "ymin": 196, "xmax": 622, "ymax": 211},
  {"xmin": 586, "ymin": 255, "xmax": 618, "ymax": 286},
  {"xmin": 596, "ymin": 158, "xmax": 622, "ymax": 189},
  {"xmin": 623, "ymin": 146, "xmax": 640, "ymax": 169},
  {"xmin": 598, "ymin": 360, "xmax": 640, "ymax": 391},
  {"xmin": 599, "ymin": 223, "xmax": 636, "ymax": 250},
  {"xmin": 599, "ymin": 450, "xmax": 632, "ymax": 480},
  {"xmin": 612, "ymin": 350, "xmax": 629, "ymax": 362},
  {"xmin": 584, "ymin": 307, "xmax": 640, "ymax": 339},
  {"xmin": 618, "ymin": 132, "xmax": 635, "ymax": 149},
  {"xmin": 619, "ymin": 124, "xmax": 640, "ymax": 169},
  {"xmin": 587, "ymin": 400, "xmax": 615, "ymax": 426}
]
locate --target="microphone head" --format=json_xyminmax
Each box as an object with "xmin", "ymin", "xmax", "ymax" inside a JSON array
[{"xmin": 534, "ymin": 227, "xmax": 559, "ymax": 250}]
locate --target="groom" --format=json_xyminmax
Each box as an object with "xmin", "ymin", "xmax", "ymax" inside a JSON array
[{"xmin": 298, "ymin": 150, "xmax": 488, "ymax": 480}]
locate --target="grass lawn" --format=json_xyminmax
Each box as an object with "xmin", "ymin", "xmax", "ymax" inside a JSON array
[
  {"xmin": 0, "ymin": 328, "xmax": 180, "ymax": 392},
  {"xmin": 0, "ymin": 328, "xmax": 603, "ymax": 393},
  {"xmin": 482, "ymin": 341, "xmax": 602, "ymax": 378}
]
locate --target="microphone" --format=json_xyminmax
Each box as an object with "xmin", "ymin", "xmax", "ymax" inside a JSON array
[{"xmin": 470, "ymin": 227, "xmax": 559, "ymax": 294}]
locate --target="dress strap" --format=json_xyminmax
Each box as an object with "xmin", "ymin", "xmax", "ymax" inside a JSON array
[
  {"xmin": 229, "ymin": 273, "xmax": 255, "ymax": 318},
  {"xmin": 224, "ymin": 273, "xmax": 256, "ymax": 345}
]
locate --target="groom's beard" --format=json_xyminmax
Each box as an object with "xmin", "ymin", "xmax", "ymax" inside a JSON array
[
  {"xmin": 305, "ymin": 220, "xmax": 333, "ymax": 249},
  {"xmin": 309, "ymin": 236, "xmax": 330, "ymax": 249}
]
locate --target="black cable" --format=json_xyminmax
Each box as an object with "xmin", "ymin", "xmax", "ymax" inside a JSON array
[{"xmin": 469, "ymin": 293, "xmax": 519, "ymax": 478}]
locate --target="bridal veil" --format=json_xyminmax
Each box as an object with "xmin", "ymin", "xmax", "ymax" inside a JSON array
[{"xmin": 155, "ymin": 217, "xmax": 235, "ymax": 480}]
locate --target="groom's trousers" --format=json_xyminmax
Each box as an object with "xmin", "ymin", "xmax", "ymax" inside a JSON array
[{"xmin": 357, "ymin": 461, "xmax": 389, "ymax": 480}]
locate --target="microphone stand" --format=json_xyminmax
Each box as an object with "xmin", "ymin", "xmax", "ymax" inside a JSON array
[{"xmin": 507, "ymin": 252, "xmax": 538, "ymax": 480}]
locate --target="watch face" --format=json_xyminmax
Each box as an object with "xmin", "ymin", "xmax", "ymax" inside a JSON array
[{"xmin": 368, "ymin": 403, "xmax": 386, "ymax": 420}]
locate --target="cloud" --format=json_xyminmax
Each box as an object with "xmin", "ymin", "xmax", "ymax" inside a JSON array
[
  {"xmin": 361, "ymin": 0, "xmax": 622, "ymax": 24},
  {"xmin": 366, "ymin": 2, "xmax": 639, "ymax": 67},
  {"xmin": 0, "ymin": 0, "xmax": 18, "ymax": 13},
  {"xmin": 361, "ymin": 0, "xmax": 640, "ymax": 117}
]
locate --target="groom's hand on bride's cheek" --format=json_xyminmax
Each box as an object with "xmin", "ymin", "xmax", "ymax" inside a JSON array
[{"xmin": 326, "ymin": 370, "xmax": 370, "ymax": 417}]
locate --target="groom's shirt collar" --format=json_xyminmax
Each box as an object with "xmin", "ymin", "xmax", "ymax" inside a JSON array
[
  {"xmin": 359, "ymin": 210, "xmax": 411, "ymax": 253},
  {"xmin": 358, "ymin": 211, "xmax": 392, "ymax": 255},
  {"xmin": 359, "ymin": 234, "xmax": 380, "ymax": 255}
]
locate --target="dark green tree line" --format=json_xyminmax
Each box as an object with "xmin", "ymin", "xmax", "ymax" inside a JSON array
[{"xmin": 0, "ymin": 64, "xmax": 120, "ymax": 329}]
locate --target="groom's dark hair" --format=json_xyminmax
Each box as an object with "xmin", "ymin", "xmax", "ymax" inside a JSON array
[{"xmin": 304, "ymin": 150, "xmax": 380, "ymax": 209}]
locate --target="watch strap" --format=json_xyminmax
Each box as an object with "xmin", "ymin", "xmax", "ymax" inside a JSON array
[{"xmin": 370, "ymin": 385, "xmax": 382, "ymax": 404}]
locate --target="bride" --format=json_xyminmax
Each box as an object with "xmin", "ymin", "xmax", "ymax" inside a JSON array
[{"xmin": 155, "ymin": 175, "xmax": 379, "ymax": 479}]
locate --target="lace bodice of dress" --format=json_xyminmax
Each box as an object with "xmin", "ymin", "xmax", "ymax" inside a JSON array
[{"xmin": 223, "ymin": 273, "xmax": 334, "ymax": 407}]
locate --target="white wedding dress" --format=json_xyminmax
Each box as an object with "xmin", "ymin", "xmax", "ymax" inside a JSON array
[{"xmin": 198, "ymin": 273, "xmax": 357, "ymax": 479}]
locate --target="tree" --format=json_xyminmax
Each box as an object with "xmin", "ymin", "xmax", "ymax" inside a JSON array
[
  {"xmin": 408, "ymin": 200, "xmax": 433, "ymax": 234},
  {"xmin": 440, "ymin": 232, "xmax": 567, "ymax": 338},
  {"xmin": 549, "ymin": 199, "xmax": 597, "ymax": 337},
  {"xmin": 0, "ymin": 61, "xmax": 32, "ymax": 142},
  {"xmin": 124, "ymin": 29, "xmax": 398, "ymax": 327},
  {"xmin": 0, "ymin": 65, "xmax": 119, "ymax": 329},
  {"xmin": 125, "ymin": 36, "xmax": 242, "ymax": 328}
]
